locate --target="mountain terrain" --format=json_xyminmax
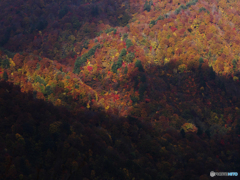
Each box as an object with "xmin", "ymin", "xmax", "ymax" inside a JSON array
[{"xmin": 0, "ymin": 0, "xmax": 240, "ymax": 179}]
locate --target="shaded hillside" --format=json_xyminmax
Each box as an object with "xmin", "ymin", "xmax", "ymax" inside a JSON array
[
  {"xmin": 0, "ymin": 80, "xmax": 239, "ymax": 180},
  {"xmin": 0, "ymin": 0, "xmax": 136, "ymax": 59}
]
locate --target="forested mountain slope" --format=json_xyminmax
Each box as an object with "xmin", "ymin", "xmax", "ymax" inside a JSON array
[{"xmin": 0, "ymin": 0, "xmax": 240, "ymax": 179}]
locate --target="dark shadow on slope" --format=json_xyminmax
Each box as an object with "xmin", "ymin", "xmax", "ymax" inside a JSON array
[
  {"xmin": 1, "ymin": 52, "xmax": 240, "ymax": 179},
  {"xmin": 1, "ymin": 54, "xmax": 240, "ymax": 179},
  {"xmin": 0, "ymin": 0, "xmax": 134, "ymax": 60}
]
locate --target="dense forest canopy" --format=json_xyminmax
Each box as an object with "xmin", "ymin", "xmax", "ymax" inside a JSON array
[{"xmin": 0, "ymin": 0, "xmax": 240, "ymax": 179}]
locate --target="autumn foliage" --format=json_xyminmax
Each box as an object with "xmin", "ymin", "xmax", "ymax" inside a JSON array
[{"xmin": 1, "ymin": 0, "xmax": 240, "ymax": 179}]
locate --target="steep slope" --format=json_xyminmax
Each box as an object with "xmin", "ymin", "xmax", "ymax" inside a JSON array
[{"xmin": 1, "ymin": 0, "xmax": 240, "ymax": 179}]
